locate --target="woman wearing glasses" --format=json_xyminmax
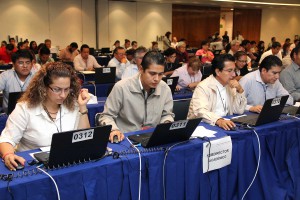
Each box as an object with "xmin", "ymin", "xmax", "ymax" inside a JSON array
[
  {"xmin": 163, "ymin": 47, "xmax": 179, "ymax": 77},
  {"xmin": 0, "ymin": 62, "xmax": 90, "ymax": 170},
  {"xmin": 234, "ymin": 51, "xmax": 250, "ymax": 81}
]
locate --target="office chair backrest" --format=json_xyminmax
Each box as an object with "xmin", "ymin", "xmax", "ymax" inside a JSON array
[{"xmin": 173, "ymin": 98, "xmax": 191, "ymax": 121}]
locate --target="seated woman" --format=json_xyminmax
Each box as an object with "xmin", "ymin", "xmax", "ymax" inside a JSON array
[
  {"xmin": 171, "ymin": 56, "xmax": 202, "ymax": 90},
  {"xmin": 234, "ymin": 51, "xmax": 250, "ymax": 81},
  {"xmin": 163, "ymin": 47, "xmax": 179, "ymax": 77},
  {"xmin": 195, "ymin": 40, "xmax": 214, "ymax": 64},
  {"xmin": 0, "ymin": 62, "xmax": 90, "ymax": 170}
]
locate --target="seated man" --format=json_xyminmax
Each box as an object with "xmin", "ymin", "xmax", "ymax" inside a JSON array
[
  {"xmin": 0, "ymin": 50, "xmax": 35, "ymax": 113},
  {"xmin": 99, "ymin": 51, "xmax": 174, "ymax": 142},
  {"xmin": 0, "ymin": 44, "xmax": 15, "ymax": 64},
  {"xmin": 73, "ymin": 44, "xmax": 101, "ymax": 71},
  {"xmin": 188, "ymin": 54, "xmax": 246, "ymax": 130},
  {"xmin": 176, "ymin": 41, "xmax": 189, "ymax": 63},
  {"xmin": 280, "ymin": 45, "xmax": 300, "ymax": 102},
  {"xmin": 171, "ymin": 56, "xmax": 202, "ymax": 90},
  {"xmin": 59, "ymin": 42, "xmax": 79, "ymax": 62},
  {"xmin": 122, "ymin": 46, "xmax": 147, "ymax": 79},
  {"xmin": 36, "ymin": 46, "xmax": 54, "ymax": 66},
  {"xmin": 259, "ymin": 42, "xmax": 282, "ymax": 64},
  {"xmin": 107, "ymin": 47, "xmax": 130, "ymax": 80},
  {"xmin": 240, "ymin": 55, "xmax": 293, "ymax": 113}
]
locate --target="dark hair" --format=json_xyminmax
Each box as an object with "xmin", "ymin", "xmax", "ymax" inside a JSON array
[
  {"xmin": 291, "ymin": 44, "xmax": 300, "ymax": 61},
  {"xmin": 163, "ymin": 47, "xmax": 177, "ymax": 57},
  {"xmin": 44, "ymin": 39, "xmax": 51, "ymax": 43},
  {"xmin": 282, "ymin": 43, "xmax": 291, "ymax": 57},
  {"xmin": 250, "ymin": 41, "xmax": 256, "ymax": 45},
  {"xmin": 113, "ymin": 46, "xmax": 125, "ymax": 54},
  {"xmin": 131, "ymin": 41, "xmax": 137, "ymax": 46},
  {"xmin": 9, "ymin": 38, "xmax": 15, "ymax": 42},
  {"xmin": 5, "ymin": 44, "xmax": 14, "ymax": 51},
  {"xmin": 80, "ymin": 44, "xmax": 89, "ymax": 52},
  {"xmin": 39, "ymin": 46, "xmax": 50, "ymax": 55},
  {"xmin": 37, "ymin": 43, "xmax": 45, "ymax": 52},
  {"xmin": 17, "ymin": 42, "xmax": 24, "ymax": 50},
  {"xmin": 285, "ymin": 38, "xmax": 291, "ymax": 43},
  {"xmin": 152, "ymin": 41, "xmax": 158, "ymax": 46},
  {"xmin": 259, "ymin": 55, "xmax": 282, "ymax": 72},
  {"xmin": 211, "ymin": 54, "xmax": 235, "ymax": 76},
  {"xmin": 271, "ymin": 37, "xmax": 276, "ymax": 42},
  {"xmin": 114, "ymin": 40, "xmax": 120, "ymax": 45},
  {"xmin": 1, "ymin": 40, "xmax": 7, "ymax": 46},
  {"xmin": 29, "ymin": 41, "xmax": 37, "ymax": 49},
  {"xmin": 141, "ymin": 51, "xmax": 165, "ymax": 71},
  {"xmin": 11, "ymin": 49, "xmax": 34, "ymax": 63},
  {"xmin": 70, "ymin": 42, "xmax": 78, "ymax": 49},
  {"xmin": 272, "ymin": 42, "xmax": 281, "ymax": 49},
  {"xmin": 241, "ymin": 40, "xmax": 250, "ymax": 47},
  {"xmin": 165, "ymin": 31, "xmax": 171, "ymax": 38},
  {"xmin": 201, "ymin": 40, "xmax": 209, "ymax": 48},
  {"xmin": 125, "ymin": 39, "xmax": 130, "ymax": 43},
  {"xmin": 125, "ymin": 48, "xmax": 135, "ymax": 56},
  {"xmin": 234, "ymin": 51, "xmax": 247, "ymax": 60},
  {"xmin": 19, "ymin": 62, "xmax": 80, "ymax": 110}
]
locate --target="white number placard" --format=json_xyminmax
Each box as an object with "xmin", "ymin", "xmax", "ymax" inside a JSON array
[
  {"xmin": 170, "ymin": 120, "xmax": 188, "ymax": 130},
  {"xmin": 103, "ymin": 68, "xmax": 111, "ymax": 73},
  {"xmin": 72, "ymin": 129, "xmax": 94, "ymax": 143},
  {"xmin": 167, "ymin": 79, "xmax": 173, "ymax": 85},
  {"xmin": 271, "ymin": 97, "xmax": 281, "ymax": 106}
]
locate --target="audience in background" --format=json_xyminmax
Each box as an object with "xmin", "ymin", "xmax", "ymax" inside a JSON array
[
  {"xmin": 176, "ymin": 41, "xmax": 189, "ymax": 63},
  {"xmin": 290, "ymin": 39, "xmax": 299, "ymax": 51},
  {"xmin": 171, "ymin": 56, "xmax": 202, "ymax": 90},
  {"xmin": 195, "ymin": 40, "xmax": 214, "ymax": 64},
  {"xmin": 112, "ymin": 40, "xmax": 120, "ymax": 51},
  {"xmin": 163, "ymin": 31, "xmax": 172, "ymax": 50},
  {"xmin": 267, "ymin": 37, "xmax": 276, "ymax": 50},
  {"xmin": 59, "ymin": 42, "xmax": 79, "ymax": 62},
  {"xmin": 234, "ymin": 31, "xmax": 244, "ymax": 43},
  {"xmin": 259, "ymin": 42, "xmax": 282, "ymax": 64},
  {"xmin": 149, "ymin": 41, "xmax": 159, "ymax": 51},
  {"xmin": 0, "ymin": 50, "xmax": 35, "ymax": 113},
  {"xmin": 23, "ymin": 39, "xmax": 29, "ymax": 49},
  {"xmin": 0, "ymin": 44, "xmax": 15, "ymax": 64},
  {"xmin": 9, "ymin": 38, "xmax": 17, "ymax": 50},
  {"xmin": 122, "ymin": 46, "xmax": 147, "ymax": 79},
  {"xmin": 36, "ymin": 46, "xmax": 54, "ymax": 66},
  {"xmin": 240, "ymin": 55, "xmax": 293, "ymax": 113},
  {"xmin": 282, "ymin": 42, "xmax": 291, "ymax": 58},
  {"xmin": 107, "ymin": 46, "xmax": 130, "ymax": 80},
  {"xmin": 280, "ymin": 45, "xmax": 300, "ymax": 101},
  {"xmin": 228, "ymin": 40, "xmax": 240, "ymax": 56},
  {"xmin": 188, "ymin": 54, "xmax": 246, "ymax": 130},
  {"xmin": 99, "ymin": 51, "xmax": 174, "ymax": 142},
  {"xmin": 123, "ymin": 39, "xmax": 131, "ymax": 50},
  {"xmin": 222, "ymin": 31, "xmax": 229, "ymax": 43},
  {"xmin": 17, "ymin": 42, "xmax": 26, "ymax": 50},
  {"xmin": 257, "ymin": 41, "xmax": 265, "ymax": 62},
  {"xmin": 130, "ymin": 41, "xmax": 138, "ymax": 50},
  {"xmin": 163, "ymin": 47, "xmax": 179, "ymax": 77},
  {"xmin": 234, "ymin": 51, "xmax": 249, "ymax": 81},
  {"xmin": 44, "ymin": 39, "xmax": 57, "ymax": 54},
  {"xmin": 73, "ymin": 44, "xmax": 101, "ymax": 71},
  {"xmin": 171, "ymin": 37, "xmax": 178, "ymax": 48},
  {"xmin": 1, "ymin": 40, "xmax": 7, "ymax": 48},
  {"xmin": 125, "ymin": 48, "xmax": 135, "ymax": 63}
]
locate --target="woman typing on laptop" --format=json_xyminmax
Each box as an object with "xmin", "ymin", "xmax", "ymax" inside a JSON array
[{"xmin": 0, "ymin": 62, "xmax": 90, "ymax": 170}]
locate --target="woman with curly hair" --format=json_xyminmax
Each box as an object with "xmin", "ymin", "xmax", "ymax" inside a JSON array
[{"xmin": 0, "ymin": 62, "xmax": 90, "ymax": 170}]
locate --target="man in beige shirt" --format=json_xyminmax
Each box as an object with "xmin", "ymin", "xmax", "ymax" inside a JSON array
[{"xmin": 59, "ymin": 42, "xmax": 79, "ymax": 62}]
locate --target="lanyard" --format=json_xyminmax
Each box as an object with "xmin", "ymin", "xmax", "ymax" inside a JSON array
[
  {"xmin": 44, "ymin": 105, "xmax": 62, "ymax": 133},
  {"xmin": 216, "ymin": 87, "xmax": 227, "ymax": 115},
  {"xmin": 13, "ymin": 71, "xmax": 31, "ymax": 92}
]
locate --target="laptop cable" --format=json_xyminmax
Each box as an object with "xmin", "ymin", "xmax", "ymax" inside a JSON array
[{"xmin": 241, "ymin": 125, "xmax": 261, "ymax": 200}]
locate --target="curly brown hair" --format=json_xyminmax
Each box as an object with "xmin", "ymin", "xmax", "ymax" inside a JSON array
[{"xmin": 18, "ymin": 62, "xmax": 81, "ymax": 110}]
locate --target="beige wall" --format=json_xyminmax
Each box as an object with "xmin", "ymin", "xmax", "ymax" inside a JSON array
[{"xmin": 261, "ymin": 8, "xmax": 300, "ymax": 44}]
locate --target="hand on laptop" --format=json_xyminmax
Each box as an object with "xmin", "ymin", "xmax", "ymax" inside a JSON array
[
  {"xmin": 249, "ymin": 105, "xmax": 263, "ymax": 113},
  {"xmin": 216, "ymin": 118, "xmax": 236, "ymax": 131},
  {"xmin": 109, "ymin": 130, "xmax": 124, "ymax": 143}
]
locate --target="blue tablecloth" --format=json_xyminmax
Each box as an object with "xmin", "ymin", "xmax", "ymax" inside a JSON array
[{"xmin": 1, "ymin": 118, "xmax": 300, "ymax": 199}]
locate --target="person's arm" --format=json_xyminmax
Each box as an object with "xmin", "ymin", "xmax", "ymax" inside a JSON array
[
  {"xmin": 228, "ymin": 80, "xmax": 247, "ymax": 114},
  {"xmin": 92, "ymin": 56, "xmax": 102, "ymax": 68},
  {"xmin": 275, "ymin": 81, "xmax": 294, "ymax": 105},
  {"xmin": 279, "ymin": 69, "xmax": 300, "ymax": 101},
  {"xmin": 98, "ymin": 83, "xmax": 124, "ymax": 142},
  {"xmin": 74, "ymin": 56, "xmax": 85, "ymax": 71},
  {"xmin": 160, "ymin": 86, "xmax": 175, "ymax": 123},
  {"xmin": 77, "ymin": 89, "xmax": 90, "ymax": 129},
  {"xmin": 58, "ymin": 49, "xmax": 65, "ymax": 61},
  {"xmin": 116, "ymin": 58, "xmax": 129, "ymax": 79}
]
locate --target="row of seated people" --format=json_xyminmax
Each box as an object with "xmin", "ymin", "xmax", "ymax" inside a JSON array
[{"xmin": 0, "ymin": 45, "xmax": 299, "ymax": 170}]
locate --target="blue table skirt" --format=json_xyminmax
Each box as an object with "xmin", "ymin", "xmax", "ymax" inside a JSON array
[{"xmin": 1, "ymin": 119, "xmax": 300, "ymax": 199}]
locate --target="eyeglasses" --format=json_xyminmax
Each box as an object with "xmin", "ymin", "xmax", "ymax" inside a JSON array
[
  {"xmin": 17, "ymin": 61, "xmax": 31, "ymax": 67},
  {"xmin": 169, "ymin": 55, "xmax": 176, "ymax": 58},
  {"xmin": 48, "ymin": 86, "xmax": 72, "ymax": 94},
  {"xmin": 238, "ymin": 60, "xmax": 247, "ymax": 63},
  {"xmin": 222, "ymin": 68, "xmax": 235, "ymax": 73}
]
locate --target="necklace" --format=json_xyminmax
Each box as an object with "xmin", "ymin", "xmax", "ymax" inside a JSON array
[
  {"xmin": 43, "ymin": 105, "xmax": 62, "ymax": 133},
  {"xmin": 216, "ymin": 86, "xmax": 227, "ymax": 115}
]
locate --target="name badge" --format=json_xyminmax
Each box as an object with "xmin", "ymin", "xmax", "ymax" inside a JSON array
[
  {"xmin": 103, "ymin": 68, "xmax": 111, "ymax": 73},
  {"xmin": 271, "ymin": 97, "xmax": 281, "ymax": 106},
  {"xmin": 72, "ymin": 129, "xmax": 94, "ymax": 143},
  {"xmin": 170, "ymin": 120, "xmax": 188, "ymax": 130},
  {"xmin": 167, "ymin": 79, "xmax": 173, "ymax": 85}
]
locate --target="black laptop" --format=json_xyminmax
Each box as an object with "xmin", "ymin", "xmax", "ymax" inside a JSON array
[
  {"xmin": 162, "ymin": 76, "xmax": 179, "ymax": 95},
  {"xmin": 7, "ymin": 92, "xmax": 24, "ymax": 115},
  {"xmin": 34, "ymin": 125, "xmax": 111, "ymax": 168},
  {"xmin": 282, "ymin": 105, "xmax": 300, "ymax": 115},
  {"xmin": 94, "ymin": 67, "xmax": 116, "ymax": 84},
  {"xmin": 101, "ymin": 48, "xmax": 111, "ymax": 54},
  {"xmin": 128, "ymin": 118, "xmax": 202, "ymax": 148},
  {"xmin": 231, "ymin": 95, "xmax": 289, "ymax": 126}
]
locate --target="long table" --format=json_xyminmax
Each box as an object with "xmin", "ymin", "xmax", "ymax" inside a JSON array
[{"xmin": 1, "ymin": 117, "xmax": 300, "ymax": 199}]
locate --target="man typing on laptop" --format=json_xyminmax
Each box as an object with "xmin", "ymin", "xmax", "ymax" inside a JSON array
[
  {"xmin": 98, "ymin": 51, "xmax": 175, "ymax": 143},
  {"xmin": 239, "ymin": 55, "xmax": 293, "ymax": 113},
  {"xmin": 187, "ymin": 54, "xmax": 247, "ymax": 130}
]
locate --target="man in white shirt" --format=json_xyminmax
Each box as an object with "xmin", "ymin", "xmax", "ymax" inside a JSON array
[
  {"xmin": 122, "ymin": 46, "xmax": 147, "ymax": 79},
  {"xmin": 228, "ymin": 40, "xmax": 240, "ymax": 56},
  {"xmin": 73, "ymin": 44, "xmax": 102, "ymax": 71},
  {"xmin": 259, "ymin": 42, "xmax": 282, "ymax": 64},
  {"xmin": 107, "ymin": 47, "xmax": 130, "ymax": 80}
]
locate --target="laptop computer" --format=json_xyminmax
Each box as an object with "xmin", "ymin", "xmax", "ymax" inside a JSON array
[
  {"xmin": 101, "ymin": 47, "xmax": 111, "ymax": 54},
  {"xmin": 33, "ymin": 125, "xmax": 111, "ymax": 169},
  {"xmin": 231, "ymin": 95, "xmax": 289, "ymax": 126},
  {"xmin": 162, "ymin": 76, "xmax": 179, "ymax": 95},
  {"xmin": 282, "ymin": 105, "xmax": 300, "ymax": 115},
  {"xmin": 128, "ymin": 118, "xmax": 202, "ymax": 148},
  {"xmin": 94, "ymin": 67, "xmax": 116, "ymax": 84},
  {"xmin": 7, "ymin": 92, "xmax": 24, "ymax": 115}
]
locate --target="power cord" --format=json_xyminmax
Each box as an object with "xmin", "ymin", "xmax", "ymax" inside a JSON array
[
  {"xmin": 37, "ymin": 166, "xmax": 61, "ymax": 200},
  {"xmin": 241, "ymin": 125, "xmax": 261, "ymax": 200},
  {"xmin": 126, "ymin": 137, "xmax": 141, "ymax": 200}
]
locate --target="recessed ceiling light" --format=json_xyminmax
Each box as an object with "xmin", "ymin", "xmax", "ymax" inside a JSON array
[
  {"xmin": 230, "ymin": 8, "xmax": 234, "ymax": 10},
  {"xmin": 211, "ymin": 0, "xmax": 300, "ymax": 7}
]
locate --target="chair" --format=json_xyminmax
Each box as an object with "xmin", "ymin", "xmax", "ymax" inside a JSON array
[
  {"xmin": 95, "ymin": 113, "xmax": 101, "ymax": 127},
  {"xmin": 201, "ymin": 63, "xmax": 212, "ymax": 80},
  {"xmin": 173, "ymin": 99, "xmax": 191, "ymax": 121}
]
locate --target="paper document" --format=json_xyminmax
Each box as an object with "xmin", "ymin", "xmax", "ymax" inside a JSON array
[
  {"xmin": 79, "ymin": 71, "xmax": 95, "ymax": 74},
  {"xmin": 191, "ymin": 126, "xmax": 216, "ymax": 138}
]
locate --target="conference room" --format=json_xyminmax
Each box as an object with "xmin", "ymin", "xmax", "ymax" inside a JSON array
[{"xmin": 1, "ymin": 0, "xmax": 300, "ymax": 199}]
